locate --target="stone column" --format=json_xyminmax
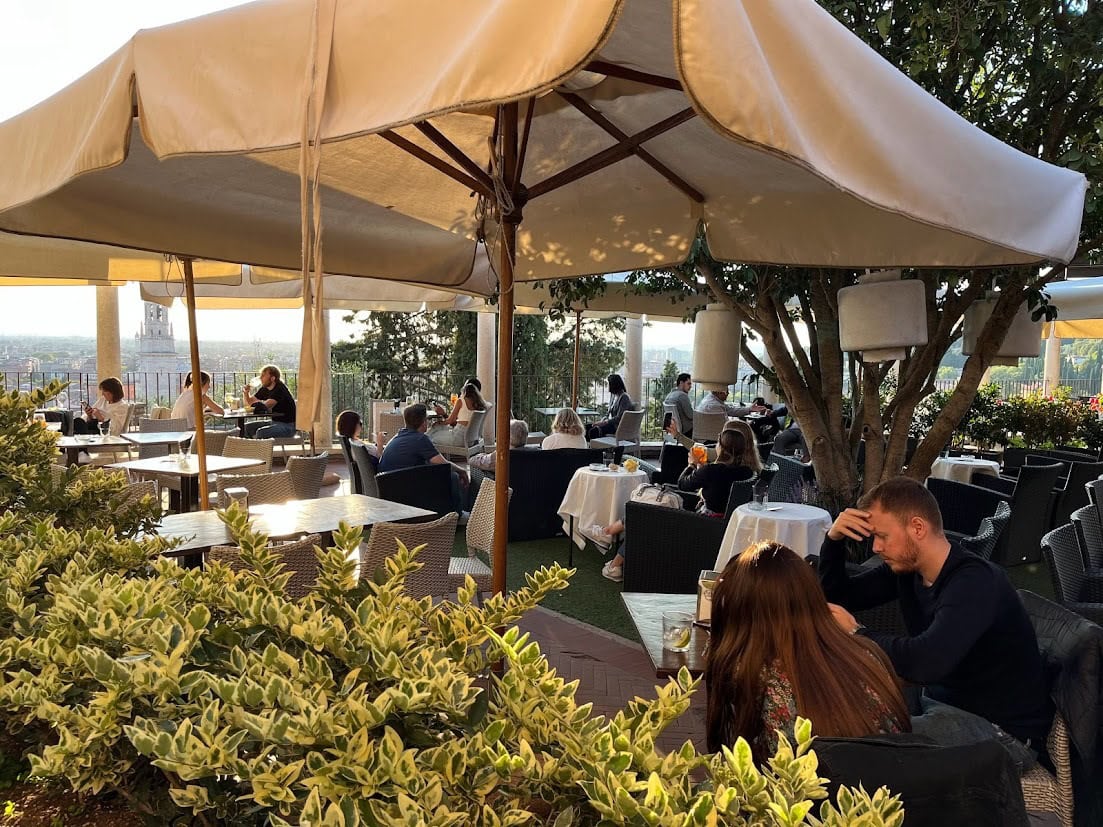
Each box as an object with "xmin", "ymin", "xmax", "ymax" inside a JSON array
[
  {"xmin": 1043, "ymin": 328, "xmax": 1062, "ymax": 395},
  {"xmin": 625, "ymin": 316, "xmax": 643, "ymax": 404},
  {"xmin": 476, "ymin": 311, "xmax": 497, "ymax": 443},
  {"xmin": 95, "ymin": 286, "xmax": 122, "ymax": 381}
]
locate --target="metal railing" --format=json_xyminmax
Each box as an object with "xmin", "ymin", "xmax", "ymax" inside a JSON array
[{"xmin": 9, "ymin": 368, "xmax": 1093, "ymax": 442}]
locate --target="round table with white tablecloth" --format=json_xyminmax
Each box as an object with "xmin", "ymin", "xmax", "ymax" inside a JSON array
[
  {"xmin": 714, "ymin": 502, "xmax": 833, "ymax": 570},
  {"xmin": 929, "ymin": 456, "xmax": 1001, "ymax": 484},
  {"xmin": 558, "ymin": 466, "xmax": 648, "ymax": 549}
]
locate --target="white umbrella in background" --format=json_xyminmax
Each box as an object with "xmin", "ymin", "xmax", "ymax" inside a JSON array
[{"xmin": 0, "ymin": 0, "xmax": 1086, "ymax": 594}]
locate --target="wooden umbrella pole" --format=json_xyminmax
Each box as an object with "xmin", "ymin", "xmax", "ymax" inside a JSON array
[
  {"xmin": 571, "ymin": 310, "xmax": 582, "ymax": 409},
  {"xmin": 182, "ymin": 258, "xmax": 210, "ymax": 509},
  {"xmin": 493, "ymin": 101, "xmax": 520, "ymax": 597}
]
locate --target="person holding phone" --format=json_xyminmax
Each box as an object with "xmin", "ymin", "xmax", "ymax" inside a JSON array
[
  {"xmin": 72, "ymin": 377, "xmax": 128, "ymax": 436},
  {"xmin": 663, "ymin": 372, "xmax": 695, "ymax": 437}
]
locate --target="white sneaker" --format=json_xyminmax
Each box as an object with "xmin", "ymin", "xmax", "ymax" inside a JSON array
[
  {"xmin": 601, "ymin": 561, "xmax": 623, "ymax": 582},
  {"xmin": 457, "ymin": 510, "xmax": 470, "ymax": 527},
  {"xmin": 582, "ymin": 524, "xmax": 611, "ymax": 548},
  {"xmin": 77, "ymin": 451, "xmax": 92, "ymax": 465}
]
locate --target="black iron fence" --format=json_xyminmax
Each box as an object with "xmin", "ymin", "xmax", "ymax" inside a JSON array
[{"xmin": 7, "ymin": 368, "xmax": 1094, "ymax": 442}]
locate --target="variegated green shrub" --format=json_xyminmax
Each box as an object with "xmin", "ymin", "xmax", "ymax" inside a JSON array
[{"xmin": 0, "ymin": 499, "xmax": 902, "ymax": 826}]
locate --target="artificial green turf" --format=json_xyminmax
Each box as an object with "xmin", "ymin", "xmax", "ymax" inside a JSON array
[{"xmin": 452, "ymin": 532, "xmax": 638, "ymax": 642}]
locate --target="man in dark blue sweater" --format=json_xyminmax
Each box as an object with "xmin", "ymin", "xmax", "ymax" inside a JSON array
[{"xmin": 819, "ymin": 476, "xmax": 1050, "ymax": 761}]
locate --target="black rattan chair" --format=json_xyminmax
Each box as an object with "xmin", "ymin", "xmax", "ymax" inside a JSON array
[
  {"xmin": 507, "ymin": 447, "xmax": 603, "ymax": 541},
  {"xmin": 339, "ymin": 435, "xmax": 360, "ymax": 493},
  {"xmin": 766, "ymin": 453, "xmax": 814, "ymax": 503},
  {"xmin": 1040, "ymin": 523, "xmax": 1103, "ymax": 624},
  {"xmin": 376, "ymin": 463, "xmax": 454, "ymax": 516},
  {"xmin": 1070, "ymin": 504, "xmax": 1103, "ymax": 571},
  {"xmin": 725, "ymin": 479, "xmax": 754, "ymax": 514},
  {"xmin": 1028, "ymin": 455, "xmax": 1103, "ymax": 528},
  {"xmin": 622, "ymin": 500, "xmax": 728, "ymax": 593},
  {"xmin": 956, "ymin": 500, "xmax": 1011, "ymax": 561},
  {"xmin": 349, "ymin": 442, "xmax": 379, "ymax": 498},
  {"xmin": 927, "ymin": 477, "xmax": 1009, "ymax": 538},
  {"xmin": 973, "ymin": 463, "xmax": 1062, "ymax": 565},
  {"xmin": 650, "ymin": 443, "xmax": 689, "ymax": 484}
]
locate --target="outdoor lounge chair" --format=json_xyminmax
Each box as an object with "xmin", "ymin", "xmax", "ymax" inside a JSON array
[
  {"xmin": 973, "ymin": 462, "xmax": 1062, "ymax": 565},
  {"xmin": 376, "ymin": 463, "xmax": 454, "ymax": 516},
  {"xmin": 506, "ymin": 447, "xmax": 602, "ymax": 541},
  {"xmin": 589, "ymin": 408, "xmax": 644, "ymax": 455},
  {"xmin": 622, "ymin": 500, "xmax": 728, "ymax": 593},
  {"xmin": 1040, "ymin": 523, "xmax": 1103, "ymax": 624},
  {"xmin": 437, "ymin": 408, "xmax": 488, "ymax": 461}
]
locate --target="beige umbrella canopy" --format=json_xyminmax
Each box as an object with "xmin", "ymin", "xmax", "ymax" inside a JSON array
[{"xmin": 0, "ymin": 0, "xmax": 1087, "ymax": 594}]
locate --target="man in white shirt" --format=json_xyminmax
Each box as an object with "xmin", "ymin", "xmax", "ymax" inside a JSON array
[{"xmin": 694, "ymin": 388, "xmax": 767, "ymax": 418}]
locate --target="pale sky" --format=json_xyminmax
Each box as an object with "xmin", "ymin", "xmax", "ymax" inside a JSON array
[{"xmin": 0, "ymin": 1, "xmax": 696, "ymax": 350}]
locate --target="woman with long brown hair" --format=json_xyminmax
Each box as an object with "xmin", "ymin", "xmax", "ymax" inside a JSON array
[{"xmin": 706, "ymin": 542, "xmax": 909, "ymax": 760}]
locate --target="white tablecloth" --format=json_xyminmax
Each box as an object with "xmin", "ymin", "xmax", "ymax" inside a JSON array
[
  {"xmin": 558, "ymin": 467, "xmax": 648, "ymax": 549},
  {"xmin": 929, "ymin": 456, "xmax": 1001, "ymax": 484},
  {"xmin": 714, "ymin": 502, "xmax": 833, "ymax": 569}
]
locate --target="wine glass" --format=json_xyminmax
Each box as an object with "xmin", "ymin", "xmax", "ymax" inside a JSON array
[{"xmin": 224, "ymin": 391, "xmax": 237, "ymax": 410}]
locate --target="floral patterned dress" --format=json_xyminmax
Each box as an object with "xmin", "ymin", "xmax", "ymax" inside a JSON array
[{"xmin": 756, "ymin": 662, "xmax": 904, "ymax": 756}]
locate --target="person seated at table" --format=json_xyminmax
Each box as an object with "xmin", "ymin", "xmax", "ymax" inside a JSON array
[
  {"xmin": 664, "ymin": 417, "xmax": 762, "ymax": 474},
  {"xmin": 707, "ymin": 541, "xmax": 909, "ymax": 762},
  {"xmin": 773, "ymin": 419, "xmax": 809, "ymax": 460},
  {"xmin": 819, "ymin": 476, "xmax": 1050, "ymax": 769},
  {"xmin": 745, "ymin": 396, "xmax": 785, "ymax": 442},
  {"xmin": 676, "ymin": 428, "xmax": 756, "ymax": 517},
  {"xmin": 470, "ymin": 419, "xmax": 534, "ymax": 472},
  {"xmin": 586, "ymin": 374, "xmax": 634, "ymax": 440},
  {"xmin": 429, "ymin": 382, "xmax": 488, "ymax": 448},
  {"xmin": 379, "ymin": 403, "xmax": 469, "ymax": 520},
  {"xmin": 695, "ymin": 387, "xmax": 766, "ymax": 418},
  {"xmin": 72, "ymin": 377, "xmax": 128, "ymax": 436},
  {"xmin": 335, "ymin": 409, "xmax": 379, "ymax": 466},
  {"xmin": 243, "ymin": 364, "xmax": 297, "ymax": 439},
  {"xmin": 597, "ymin": 429, "xmax": 755, "ymax": 581},
  {"xmin": 663, "ymin": 372, "xmax": 695, "ymax": 437},
  {"xmin": 170, "ymin": 370, "xmax": 224, "ymax": 428},
  {"xmin": 542, "ymin": 408, "xmax": 588, "ymax": 450}
]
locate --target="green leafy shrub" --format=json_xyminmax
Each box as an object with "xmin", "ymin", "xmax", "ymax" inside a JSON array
[
  {"xmin": 0, "ymin": 384, "xmax": 903, "ymax": 825},
  {"xmin": 0, "ymin": 508, "xmax": 901, "ymax": 825}
]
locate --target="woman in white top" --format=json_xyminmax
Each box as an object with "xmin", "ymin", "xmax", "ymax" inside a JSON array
[
  {"xmin": 73, "ymin": 377, "xmax": 130, "ymax": 435},
  {"xmin": 541, "ymin": 408, "xmax": 588, "ymax": 450},
  {"xmin": 170, "ymin": 370, "xmax": 224, "ymax": 428},
  {"xmin": 429, "ymin": 382, "xmax": 487, "ymax": 448}
]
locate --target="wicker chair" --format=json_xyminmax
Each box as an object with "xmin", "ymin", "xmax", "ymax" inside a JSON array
[
  {"xmin": 137, "ymin": 417, "xmax": 190, "ymax": 459},
  {"xmin": 223, "ymin": 435, "xmax": 274, "ymax": 473},
  {"xmin": 507, "ymin": 447, "xmax": 603, "ymax": 541},
  {"xmin": 974, "ymin": 463, "xmax": 1062, "ymax": 565},
  {"xmin": 376, "ymin": 463, "xmax": 453, "ymax": 515},
  {"xmin": 692, "ymin": 411, "xmax": 727, "ymax": 442},
  {"xmin": 1027, "ymin": 455, "xmax": 1103, "ymax": 528},
  {"xmin": 1017, "ymin": 590, "xmax": 1090, "ymax": 827},
  {"xmin": 287, "ymin": 452, "xmax": 329, "ymax": 500},
  {"xmin": 199, "ymin": 428, "xmax": 232, "ymax": 457},
  {"xmin": 589, "ymin": 409, "xmax": 645, "ymax": 454},
  {"xmin": 450, "ymin": 482, "xmax": 506, "ymax": 599},
  {"xmin": 1040, "ymin": 523, "xmax": 1103, "ymax": 624},
  {"xmin": 349, "ymin": 442, "xmax": 380, "ymax": 497},
  {"xmin": 942, "ymin": 500, "xmax": 1011, "ymax": 561},
  {"xmin": 360, "ymin": 512, "xmax": 458, "ymax": 599},
  {"xmin": 766, "ymin": 453, "xmax": 814, "ymax": 504},
  {"xmin": 926, "ymin": 477, "xmax": 1009, "ymax": 537},
  {"xmin": 208, "ymin": 533, "xmax": 322, "ymax": 600},
  {"xmin": 437, "ymin": 409, "xmax": 489, "ymax": 461},
  {"xmin": 725, "ymin": 479, "xmax": 754, "ymax": 513},
  {"xmin": 117, "ymin": 479, "xmax": 159, "ymax": 510},
  {"xmin": 1070, "ymin": 504, "xmax": 1103, "ymax": 570},
  {"xmin": 215, "ymin": 471, "xmax": 295, "ymax": 508},
  {"xmin": 622, "ymin": 501, "xmax": 728, "ymax": 593}
]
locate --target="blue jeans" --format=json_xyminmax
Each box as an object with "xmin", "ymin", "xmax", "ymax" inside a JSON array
[
  {"xmin": 247, "ymin": 420, "xmax": 296, "ymax": 439},
  {"xmin": 911, "ymin": 696, "xmax": 1038, "ymax": 772}
]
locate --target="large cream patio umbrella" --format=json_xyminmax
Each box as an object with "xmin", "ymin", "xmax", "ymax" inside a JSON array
[{"xmin": 0, "ymin": 0, "xmax": 1087, "ymax": 595}]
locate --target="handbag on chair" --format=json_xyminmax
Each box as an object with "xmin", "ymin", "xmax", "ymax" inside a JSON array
[{"xmin": 629, "ymin": 482, "xmax": 683, "ymax": 510}]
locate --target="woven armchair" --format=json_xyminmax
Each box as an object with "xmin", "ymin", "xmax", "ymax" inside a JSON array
[
  {"xmin": 450, "ymin": 482, "xmax": 507, "ymax": 598},
  {"xmin": 974, "ymin": 463, "xmax": 1062, "ymax": 565},
  {"xmin": 137, "ymin": 417, "xmax": 189, "ymax": 458},
  {"xmin": 1041, "ymin": 523, "xmax": 1103, "ymax": 624},
  {"xmin": 360, "ymin": 512, "xmax": 458, "ymax": 599},
  {"xmin": 223, "ymin": 435, "xmax": 274, "ymax": 473},
  {"xmin": 287, "ymin": 452, "xmax": 329, "ymax": 499},
  {"xmin": 376, "ymin": 463, "xmax": 453, "ymax": 515},
  {"xmin": 199, "ymin": 428, "xmax": 232, "ymax": 457},
  {"xmin": 216, "ymin": 471, "xmax": 295, "ymax": 508},
  {"xmin": 117, "ymin": 479, "xmax": 159, "ymax": 510},
  {"xmin": 1070, "ymin": 504, "xmax": 1103, "ymax": 570},
  {"xmin": 350, "ymin": 442, "xmax": 380, "ymax": 498},
  {"xmin": 208, "ymin": 533, "xmax": 322, "ymax": 600},
  {"xmin": 622, "ymin": 501, "xmax": 727, "ymax": 593}
]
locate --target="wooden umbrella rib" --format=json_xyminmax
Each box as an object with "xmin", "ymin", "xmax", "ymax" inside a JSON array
[
  {"xmin": 526, "ymin": 107, "xmax": 698, "ymax": 200},
  {"xmin": 412, "ymin": 122, "xmax": 496, "ymax": 193},
  {"xmin": 557, "ymin": 91, "xmax": 704, "ymax": 203},
  {"xmin": 513, "ymin": 97, "xmax": 536, "ymax": 190},
  {"xmin": 584, "ymin": 60, "xmax": 684, "ymax": 91},
  {"xmin": 378, "ymin": 130, "xmax": 494, "ymax": 200}
]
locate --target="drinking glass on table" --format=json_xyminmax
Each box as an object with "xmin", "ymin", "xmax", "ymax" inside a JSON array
[
  {"xmin": 662, "ymin": 611, "xmax": 694, "ymax": 653},
  {"xmin": 99, "ymin": 421, "xmax": 111, "ymax": 438},
  {"xmin": 32, "ymin": 412, "xmax": 46, "ymax": 428}
]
